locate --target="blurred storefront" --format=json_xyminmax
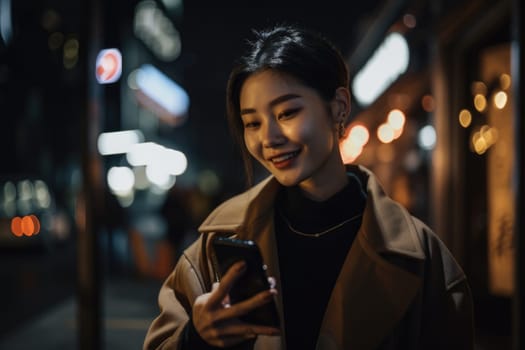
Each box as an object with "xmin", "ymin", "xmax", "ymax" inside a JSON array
[{"xmin": 344, "ymin": 0, "xmax": 520, "ymax": 348}]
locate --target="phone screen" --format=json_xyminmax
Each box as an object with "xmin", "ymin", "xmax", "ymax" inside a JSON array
[{"xmin": 211, "ymin": 236, "xmax": 280, "ymax": 327}]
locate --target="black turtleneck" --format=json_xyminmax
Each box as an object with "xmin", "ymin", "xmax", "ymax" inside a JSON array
[{"xmin": 274, "ymin": 172, "xmax": 367, "ymax": 349}]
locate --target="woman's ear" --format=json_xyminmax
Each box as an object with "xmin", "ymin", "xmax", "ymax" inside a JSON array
[{"xmin": 331, "ymin": 87, "xmax": 351, "ymax": 123}]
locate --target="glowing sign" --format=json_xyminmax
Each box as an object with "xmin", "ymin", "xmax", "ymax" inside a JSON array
[
  {"xmin": 352, "ymin": 32, "xmax": 409, "ymax": 106},
  {"xmin": 133, "ymin": 64, "xmax": 189, "ymax": 125},
  {"xmin": 95, "ymin": 48, "xmax": 122, "ymax": 84}
]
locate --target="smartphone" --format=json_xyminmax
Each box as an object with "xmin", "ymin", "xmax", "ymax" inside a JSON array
[{"xmin": 211, "ymin": 236, "xmax": 280, "ymax": 327}]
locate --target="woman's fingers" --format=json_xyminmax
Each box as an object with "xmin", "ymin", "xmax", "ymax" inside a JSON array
[
  {"xmin": 207, "ymin": 260, "xmax": 247, "ymax": 307},
  {"xmin": 216, "ymin": 288, "xmax": 277, "ymax": 322},
  {"xmin": 194, "ymin": 261, "xmax": 280, "ymax": 347},
  {"xmin": 216, "ymin": 320, "xmax": 280, "ymax": 338}
]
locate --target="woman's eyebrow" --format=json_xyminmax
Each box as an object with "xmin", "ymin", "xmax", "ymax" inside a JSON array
[{"xmin": 240, "ymin": 93, "xmax": 301, "ymax": 116}]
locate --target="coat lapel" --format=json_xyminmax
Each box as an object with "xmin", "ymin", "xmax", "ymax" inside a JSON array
[
  {"xmin": 318, "ymin": 167, "xmax": 425, "ymax": 349},
  {"xmin": 318, "ymin": 233, "xmax": 421, "ymax": 349}
]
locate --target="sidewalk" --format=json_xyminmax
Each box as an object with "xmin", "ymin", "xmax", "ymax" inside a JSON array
[{"xmin": 0, "ymin": 277, "xmax": 162, "ymax": 350}]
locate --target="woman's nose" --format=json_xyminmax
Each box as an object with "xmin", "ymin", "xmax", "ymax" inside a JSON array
[{"xmin": 262, "ymin": 120, "xmax": 286, "ymax": 148}]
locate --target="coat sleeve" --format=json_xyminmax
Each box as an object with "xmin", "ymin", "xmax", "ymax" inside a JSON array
[
  {"xmin": 443, "ymin": 278, "xmax": 475, "ymax": 350},
  {"xmin": 418, "ymin": 223, "xmax": 475, "ymax": 350},
  {"xmin": 143, "ymin": 238, "xmax": 211, "ymax": 350}
]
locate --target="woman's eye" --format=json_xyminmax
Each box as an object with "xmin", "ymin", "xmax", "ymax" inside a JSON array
[
  {"xmin": 243, "ymin": 121, "xmax": 260, "ymax": 129},
  {"xmin": 277, "ymin": 108, "xmax": 300, "ymax": 119}
]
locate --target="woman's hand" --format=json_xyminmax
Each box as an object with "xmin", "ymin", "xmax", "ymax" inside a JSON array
[{"xmin": 192, "ymin": 261, "xmax": 280, "ymax": 348}]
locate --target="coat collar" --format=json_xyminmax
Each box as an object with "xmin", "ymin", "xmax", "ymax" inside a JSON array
[{"xmin": 199, "ymin": 165, "xmax": 425, "ymax": 260}]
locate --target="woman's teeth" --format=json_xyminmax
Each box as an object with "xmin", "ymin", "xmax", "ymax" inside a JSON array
[{"xmin": 272, "ymin": 151, "xmax": 299, "ymax": 163}]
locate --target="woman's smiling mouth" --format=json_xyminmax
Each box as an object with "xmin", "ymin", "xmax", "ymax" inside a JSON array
[{"xmin": 269, "ymin": 150, "xmax": 301, "ymax": 168}]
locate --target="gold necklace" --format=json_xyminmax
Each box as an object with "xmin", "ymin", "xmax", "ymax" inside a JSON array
[{"xmin": 278, "ymin": 210, "xmax": 362, "ymax": 238}]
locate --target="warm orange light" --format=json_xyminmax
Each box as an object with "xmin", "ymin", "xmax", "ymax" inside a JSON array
[
  {"xmin": 459, "ymin": 109, "xmax": 472, "ymax": 128},
  {"xmin": 387, "ymin": 109, "xmax": 406, "ymax": 130},
  {"xmin": 21, "ymin": 216, "xmax": 35, "ymax": 236},
  {"xmin": 339, "ymin": 124, "xmax": 369, "ymax": 164},
  {"xmin": 421, "ymin": 94, "xmax": 435, "ymax": 112},
  {"xmin": 500, "ymin": 74, "xmax": 511, "ymax": 90},
  {"xmin": 474, "ymin": 94, "xmax": 487, "ymax": 112},
  {"xmin": 10, "ymin": 215, "xmax": 41, "ymax": 237},
  {"xmin": 471, "ymin": 125, "xmax": 498, "ymax": 155},
  {"xmin": 340, "ymin": 139, "xmax": 363, "ymax": 164},
  {"xmin": 377, "ymin": 123, "xmax": 395, "ymax": 143},
  {"xmin": 386, "ymin": 109, "xmax": 405, "ymax": 140},
  {"xmin": 29, "ymin": 215, "xmax": 41, "ymax": 235},
  {"xmin": 348, "ymin": 125, "xmax": 370, "ymax": 147},
  {"xmin": 11, "ymin": 217, "xmax": 23, "ymax": 237},
  {"xmin": 471, "ymin": 81, "xmax": 487, "ymax": 96}
]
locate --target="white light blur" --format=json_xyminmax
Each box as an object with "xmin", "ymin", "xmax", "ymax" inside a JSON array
[
  {"xmin": 352, "ymin": 32, "xmax": 410, "ymax": 106},
  {"xmin": 97, "ymin": 130, "xmax": 145, "ymax": 156},
  {"xmin": 136, "ymin": 64, "xmax": 190, "ymax": 117},
  {"xmin": 127, "ymin": 69, "xmax": 139, "ymax": 90},
  {"xmin": 0, "ymin": 0, "xmax": 12, "ymax": 46},
  {"xmin": 3, "ymin": 181, "xmax": 16, "ymax": 217},
  {"xmin": 494, "ymin": 91, "xmax": 508, "ymax": 109},
  {"xmin": 146, "ymin": 165, "xmax": 176, "ymax": 191},
  {"xmin": 116, "ymin": 192, "xmax": 134, "ymax": 208},
  {"xmin": 134, "ymin": 1, "xmax": 181, "ymax": 61},
  {"xmin": 145, "ymin": 145, "xmax": 187, "ymax": 175},
  {"xmin": 3, "ymin": 181, "xmax": 16, "ymax": 201},
  {"xmin": 162, "ymin": 149, "xmax": 187, "ymax": 175},
  {"xmin": 127, "ymin": 142, "xmax": 187, "ymax": 190},
  {"xmin": 107, "ymin": 166, "xmax": 135, "ymax": 195},
  {"xmin": 418, "ymin": 125, "xmax": 437, "ymax": 150},
  {"xmin": 133, "ymin": 166, "xmax": 150, "ymax": 190},
  {"xmin": 127, "ymin": 142, "xmax": 161, "ymax": 166},
  {"xmin": 18, "ymin": 180, "xmax": 33, "ymax": 200},
  {"xmin": 34, "ymin": 180, "xmax": 51, "ymax": 208}
]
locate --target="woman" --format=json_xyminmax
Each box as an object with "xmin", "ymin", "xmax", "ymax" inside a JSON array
[{"xmin": 143, "ymin": 24, "xmax": 474, "ymax": 350}]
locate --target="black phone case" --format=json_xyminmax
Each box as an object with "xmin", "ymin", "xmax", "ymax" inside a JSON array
[{"xmin": 211, "ymin": 236, "xmax": 280, "ymax": 327}]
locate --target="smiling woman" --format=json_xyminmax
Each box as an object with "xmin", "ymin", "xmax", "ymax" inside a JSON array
[
  {"xmin": 238, "ymin": 70, "xmax": 349, "ymax": 199},
  {"xmin": 143, "ymin": 24, "xmax": 474, "ymax": 350}
]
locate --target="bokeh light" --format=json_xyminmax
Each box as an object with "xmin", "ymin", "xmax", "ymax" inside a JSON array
[
  {"xmin": 418, "ymin": 125, "xmax": 436, "ymax": 150},
  {"xmin": 459, "ymin": 109, "xmax": 472, "ymax": 128}
]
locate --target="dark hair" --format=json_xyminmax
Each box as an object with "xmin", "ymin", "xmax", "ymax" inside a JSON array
[{"xmin": 226, "ymin": 24, "xmax": 349, "ymax": 187}]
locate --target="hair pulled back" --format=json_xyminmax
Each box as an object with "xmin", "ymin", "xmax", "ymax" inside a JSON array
[{"xmin": 226, "ymin": 24, "xmax": 349, "ymax": 186}]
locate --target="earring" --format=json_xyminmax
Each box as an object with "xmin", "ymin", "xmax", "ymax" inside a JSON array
[{"xmin": 338, "ymin": 120, "xmax": 346, "ymax": 138}]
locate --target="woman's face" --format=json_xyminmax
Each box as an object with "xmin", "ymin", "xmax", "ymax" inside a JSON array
[{"xmin": 239, "ymin": 70, "xmax": 347, "ymax": 199}]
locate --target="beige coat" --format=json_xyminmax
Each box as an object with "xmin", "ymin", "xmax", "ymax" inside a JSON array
[{"xmin": 143, "ymin": 166, "xmax": 474, "ymax": 350}]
